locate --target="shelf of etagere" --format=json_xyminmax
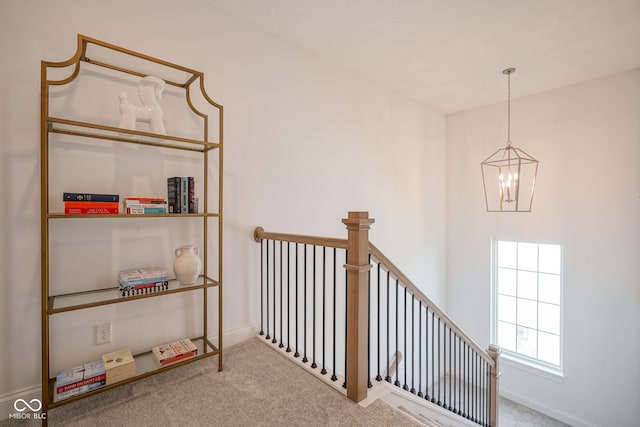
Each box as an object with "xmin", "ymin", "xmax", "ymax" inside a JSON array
[
  {"xmin": 46, "ymin": 336, "xmax": 219, "ymax": 409},
  {"xmin": 47, "ymin": 117, "xmax": 220, "ymax": 152},
  {"xmin": 46, "ymin": 212, "xmax": 220, "ymax": 219},
  {"xmin": 48, "ymin": 276, "xmax": 219, "ymax": 314}
]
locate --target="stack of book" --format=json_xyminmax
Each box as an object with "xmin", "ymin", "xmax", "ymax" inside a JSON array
[
  {"xmin": 101, "ymin": 348, "xmax": 136, "ymax": 385},
  {"xmin": 63, "ymin": 192, "xmax": 119, "ymax": 214},
  {"xmin": 54, "ymin": 360, "xmax": 106, "ymax": 402},
  {"xmin": 118, "ymin": 267, "xmax": 169, "ymax": 297},
  {"xmin": 123, "ymin": 197, "xmax": 168, "ymax": 214},
  {"xmin": 152, "ymin": 338, "xmax": 198, "ymax": 366},
  {"xmin": 167, "ymin": 177, "xmax": 198, "ymax": 214}
]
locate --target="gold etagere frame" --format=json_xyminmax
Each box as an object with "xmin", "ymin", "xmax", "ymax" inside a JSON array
[{"xmin": 40, "ymin": 35, "xmax": 223, "ymax": 420}]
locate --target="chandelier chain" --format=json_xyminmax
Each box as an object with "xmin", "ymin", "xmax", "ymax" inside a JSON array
[{"xmin": 507, "ymin": 71, "xmax": 511, "ymax": 146}]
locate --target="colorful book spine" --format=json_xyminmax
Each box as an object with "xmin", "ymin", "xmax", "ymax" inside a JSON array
[
  {"xmin": 180, "ymin": 178, "xmax": 188, "ymax": 213},
  {"xmin": 64, "ymin": 207, "xmax": 119, "ymax": 214},
  {"xmin": 126, "ymin": 204, "xmax": 168, "ymax": 214},
  {"xmin": 123, "ymin": 197, "xmax": 166, "ymax": 204},
  {"xmin": 119, "ymin": 280, "xmax": 169, "ymax": 297},
  {"xmin": 188, "ymin": 177, "xmax": 196, "ymax": 213},
  {"xmin": 63, "ymin": 192, "xmax": 119, "ymax": 202},
  {"xmin": 56, "ymin": 373, "xmax": 106, "ymax": 393},
  {"xmin": 55, "ymin": 381, "xmax": 106, "ymax": 401},
  {"xmin": 118, "ymin": 267, "xmax": 167, "ymax": 281},
  {"xmin": 157, "ymin": 350, "xmax": 197, "ymax": 366},
  {"xmin": 152, "ymin": 338, "xmax": 198, "ymax": 366},
  {"xmin": 64, "ymin": 201, "xmax": 119, "ymax": 209},
  {"xmin": 64, "ymin": 201, "xmax": 119, "ymax": 214},
  {"xmin": 167, "ymin": 177, "xmax": 182, "ymax": 213},
  {"xmin": 119, "ymin": 275, "xmax": 169, "ymax": 287},
  {"xmin": 167, "ymin": 177, "xmax": 196, "ymax": 214},
  {"xmin": 55, "ymin": 360, "xmax": 107, "ymax": 399}
]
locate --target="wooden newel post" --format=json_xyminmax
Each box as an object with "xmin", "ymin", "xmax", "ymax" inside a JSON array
[
  {"xmin": 343, "ymin": 211, "xmax": 375, "ymax": 403},
  {"xmin": 488, "ymin": 344, "xmax": 501, "ymax": 427}
]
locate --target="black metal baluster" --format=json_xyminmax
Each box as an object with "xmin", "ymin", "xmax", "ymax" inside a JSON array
[
  {"xmin": 448, "ymin": 328, "xmax": 452, "ymax": 410},
  {"xmin": 443, "ymin": 322, "xmax": 447, "ymax": 409},
  {"xmin": 476, "ymin": 352, "xmax": 479, "ymax": 423},
  {"xmin": 430, "ymin": 310, "xmax": 435, "ymax": 403},
  {"xmin": 376, "ymin": 262, "xmax": 382, "ymax": 382},
  {"xmin": 410, "ymin": 294, "xmax": 416, "ymax": 394},
  {"xmin": 385, "ymin": 270, "xmax": 391, "ymax": 383},
  {"xmin": 460, "ymin": 342, "xmax": 467, "ymax": 417},
  {"xmin": 265, "ymin": 240, "xmax": 270, "ymax": 341},
  {"xmin": 394, "ymin": 279, "xmax": 401, "ymax": 388},
  {"xmin": 403, "ymin": 287, "xmax": 409, "ymax": 391},
  {"xmin": 472, "ymin": 351, "xmax": 477, "ymax": 422},
  {"xmin": 343, "ymin": 251, "xmax": 348, "ymax": 389},
  {"xmin": 294, "ymin": 244, "xmax": 300, "ymax": 358},
  {"xmin": 311, "ymin": 246, "xmax": 317, "ymax": 369},
  {"xmin": 452, "ymin": 332, "xmax": 457, "ymax": 414},
  {"xmin": 279, "ymin": 241, "xmax": 284, "ymax": 348},
  {"xmin": 461, "ymin": 342, "xmax": 465, "ymax": 418},
  {"xmin": 331, "ymin": 248, "xmax": 337, "ymax": 381},
  {"xmin": 418, "ymin": 303, "xmax": 423, "ymax": 398},
  {"xmin": 302, "ymin": 244, "xmax": 308, "ymax": 363},
  {"xmin": 321, "ymin": 247, "xmax": 327, "ymax": 375},
  {"xmin": 437, "ymin": 317, "xmax": 442, "ymax": 406},
  {"xmin": 367, "ymin": 253, "xmax": 372, "ymax": 388},
  {"xmin": 466, "ymin": 344, "xmax": 470, "ymax": 420},
  {"xmin": 286, "ymin": 242, "xmax": 291, "ymax": 353},
  {"xmin": 487, "ymin": 359, "xmax": 492, "ymax": 427},
  {"xmin": 272, "ymin": 240, "xmax": 277, "ymax": 344},
  {"xmin": 473, "ymin": 350, "xmax": 480, "ymax": 422},
  {"xmin": 483, "ymin": 358, "xmax": 487, "ymax": 426},
  {"xmin": 259, "ymin": 240, "xmax": 264, "ymax": 336},
  {"xmin": 458, "ymin": 335, "xmax": 462, "ymax": 416}
]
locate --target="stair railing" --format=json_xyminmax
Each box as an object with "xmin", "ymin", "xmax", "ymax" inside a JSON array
[{"xmin": 254, "ymin": 211, "xmax": 500, "ymax": 427}]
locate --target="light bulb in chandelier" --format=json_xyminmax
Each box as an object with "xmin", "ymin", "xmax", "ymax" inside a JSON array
[{"xmin": 498, "ymin": 168, "xmax": 519, "ymax": 203}]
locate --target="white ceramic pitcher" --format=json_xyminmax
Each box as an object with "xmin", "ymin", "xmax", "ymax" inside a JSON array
[{"xmin": 173, "ymin": 245, "xmax": 201, "ymax": 285}]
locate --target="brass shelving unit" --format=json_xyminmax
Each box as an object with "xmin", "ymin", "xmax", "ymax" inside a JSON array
[{"xmin": 40, "ymin": 35, "xmax": 223, "ymax": 419}]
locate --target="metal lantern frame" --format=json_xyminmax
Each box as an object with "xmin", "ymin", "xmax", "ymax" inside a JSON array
[
  {"xmin": 481, "ymin": 67, "xmax": 539, "ymax": 212},
  {"xmin": 481, "ymin": 144, "xmax": 538, "ymax": 212}
]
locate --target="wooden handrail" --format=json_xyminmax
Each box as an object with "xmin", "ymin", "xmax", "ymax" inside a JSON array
[
  {"xmin": 253, "ymin": 226, "xmax": 348, "ymax": 249},
  {"xmin": 368, "ymin": 242, "xmax": 495, "ymax": 367}
]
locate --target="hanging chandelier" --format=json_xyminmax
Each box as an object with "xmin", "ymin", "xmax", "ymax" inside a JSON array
[{"xmin": 481, "ymin": 68, "xmax": 539, "ymax": 212}]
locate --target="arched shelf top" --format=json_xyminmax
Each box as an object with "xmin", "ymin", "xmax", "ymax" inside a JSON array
[{"xmin": 42, "ymin": 34, "xmax": 222, "ymax": 149}]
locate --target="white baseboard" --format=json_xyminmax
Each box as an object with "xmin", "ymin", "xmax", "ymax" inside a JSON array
[
  {"xmin": 1, "ymin": 324, "xmax": 258, "ymax": 421},
  {"xmin": 380, "ymin": 382, "xmax": 478, "ymax": 427},
  {"xmin": 214, "ymin": 324, "xmax": 257, "ymax": 348},
  {"xmin": 0, "ymin": 385, "xmax": 43, "ymax": 421},
  {"xmin": 500, "ymin": 387, "xmax": 598, "ymax": 427}
]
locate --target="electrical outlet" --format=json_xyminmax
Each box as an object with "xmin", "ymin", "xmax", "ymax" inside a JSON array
[{"xmin": 96, "ymin": 323, "xmax": 112, "ymax": 345}]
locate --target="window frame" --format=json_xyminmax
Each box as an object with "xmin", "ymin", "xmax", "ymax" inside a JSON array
[{"xmin": 490, "ymin": 239, "xmax": 564, "ymax": 378}]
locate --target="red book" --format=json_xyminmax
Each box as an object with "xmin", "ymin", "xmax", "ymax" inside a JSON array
[
  {"xmin": 64, "ymin": 201, "xmax": 119, "ymax": 209},
  {"xmin": 152, "ymin": 339, "xmax": 198, "ymax": 366},
  {"xmin": 158, "ymin": 350, "xmax": 197, "ymax": 366},
  {"xmin": 56, "ymin": 373, "xmax": 106, "ymax": 393},
  {"xmin": 64, "ymin": 207, "xmax": 119, "ymax": 214}
]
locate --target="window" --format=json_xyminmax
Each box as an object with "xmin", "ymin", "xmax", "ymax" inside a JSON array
[{"xmin": 492, "ymin": 240, "xmax": 562, "ymax": 371}]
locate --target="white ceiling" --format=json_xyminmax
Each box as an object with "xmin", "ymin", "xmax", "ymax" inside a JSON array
[{"xmin": 208, "ymin": 0, "xmax": 640, "ymax": 114}]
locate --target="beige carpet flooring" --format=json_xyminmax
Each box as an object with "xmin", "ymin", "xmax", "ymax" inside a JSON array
[{"xmin": 2, "ymin": 338, "xmax": 570, "ymax": 426}]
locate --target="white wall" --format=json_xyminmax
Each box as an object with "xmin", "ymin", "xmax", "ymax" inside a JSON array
[
  {"xmin": 0, "ymin": 0, "xmax": 447, "ymax": 412},
  {"xmin": 446, "ymin": 70, "xmax": 640, "ymax": 427}
]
